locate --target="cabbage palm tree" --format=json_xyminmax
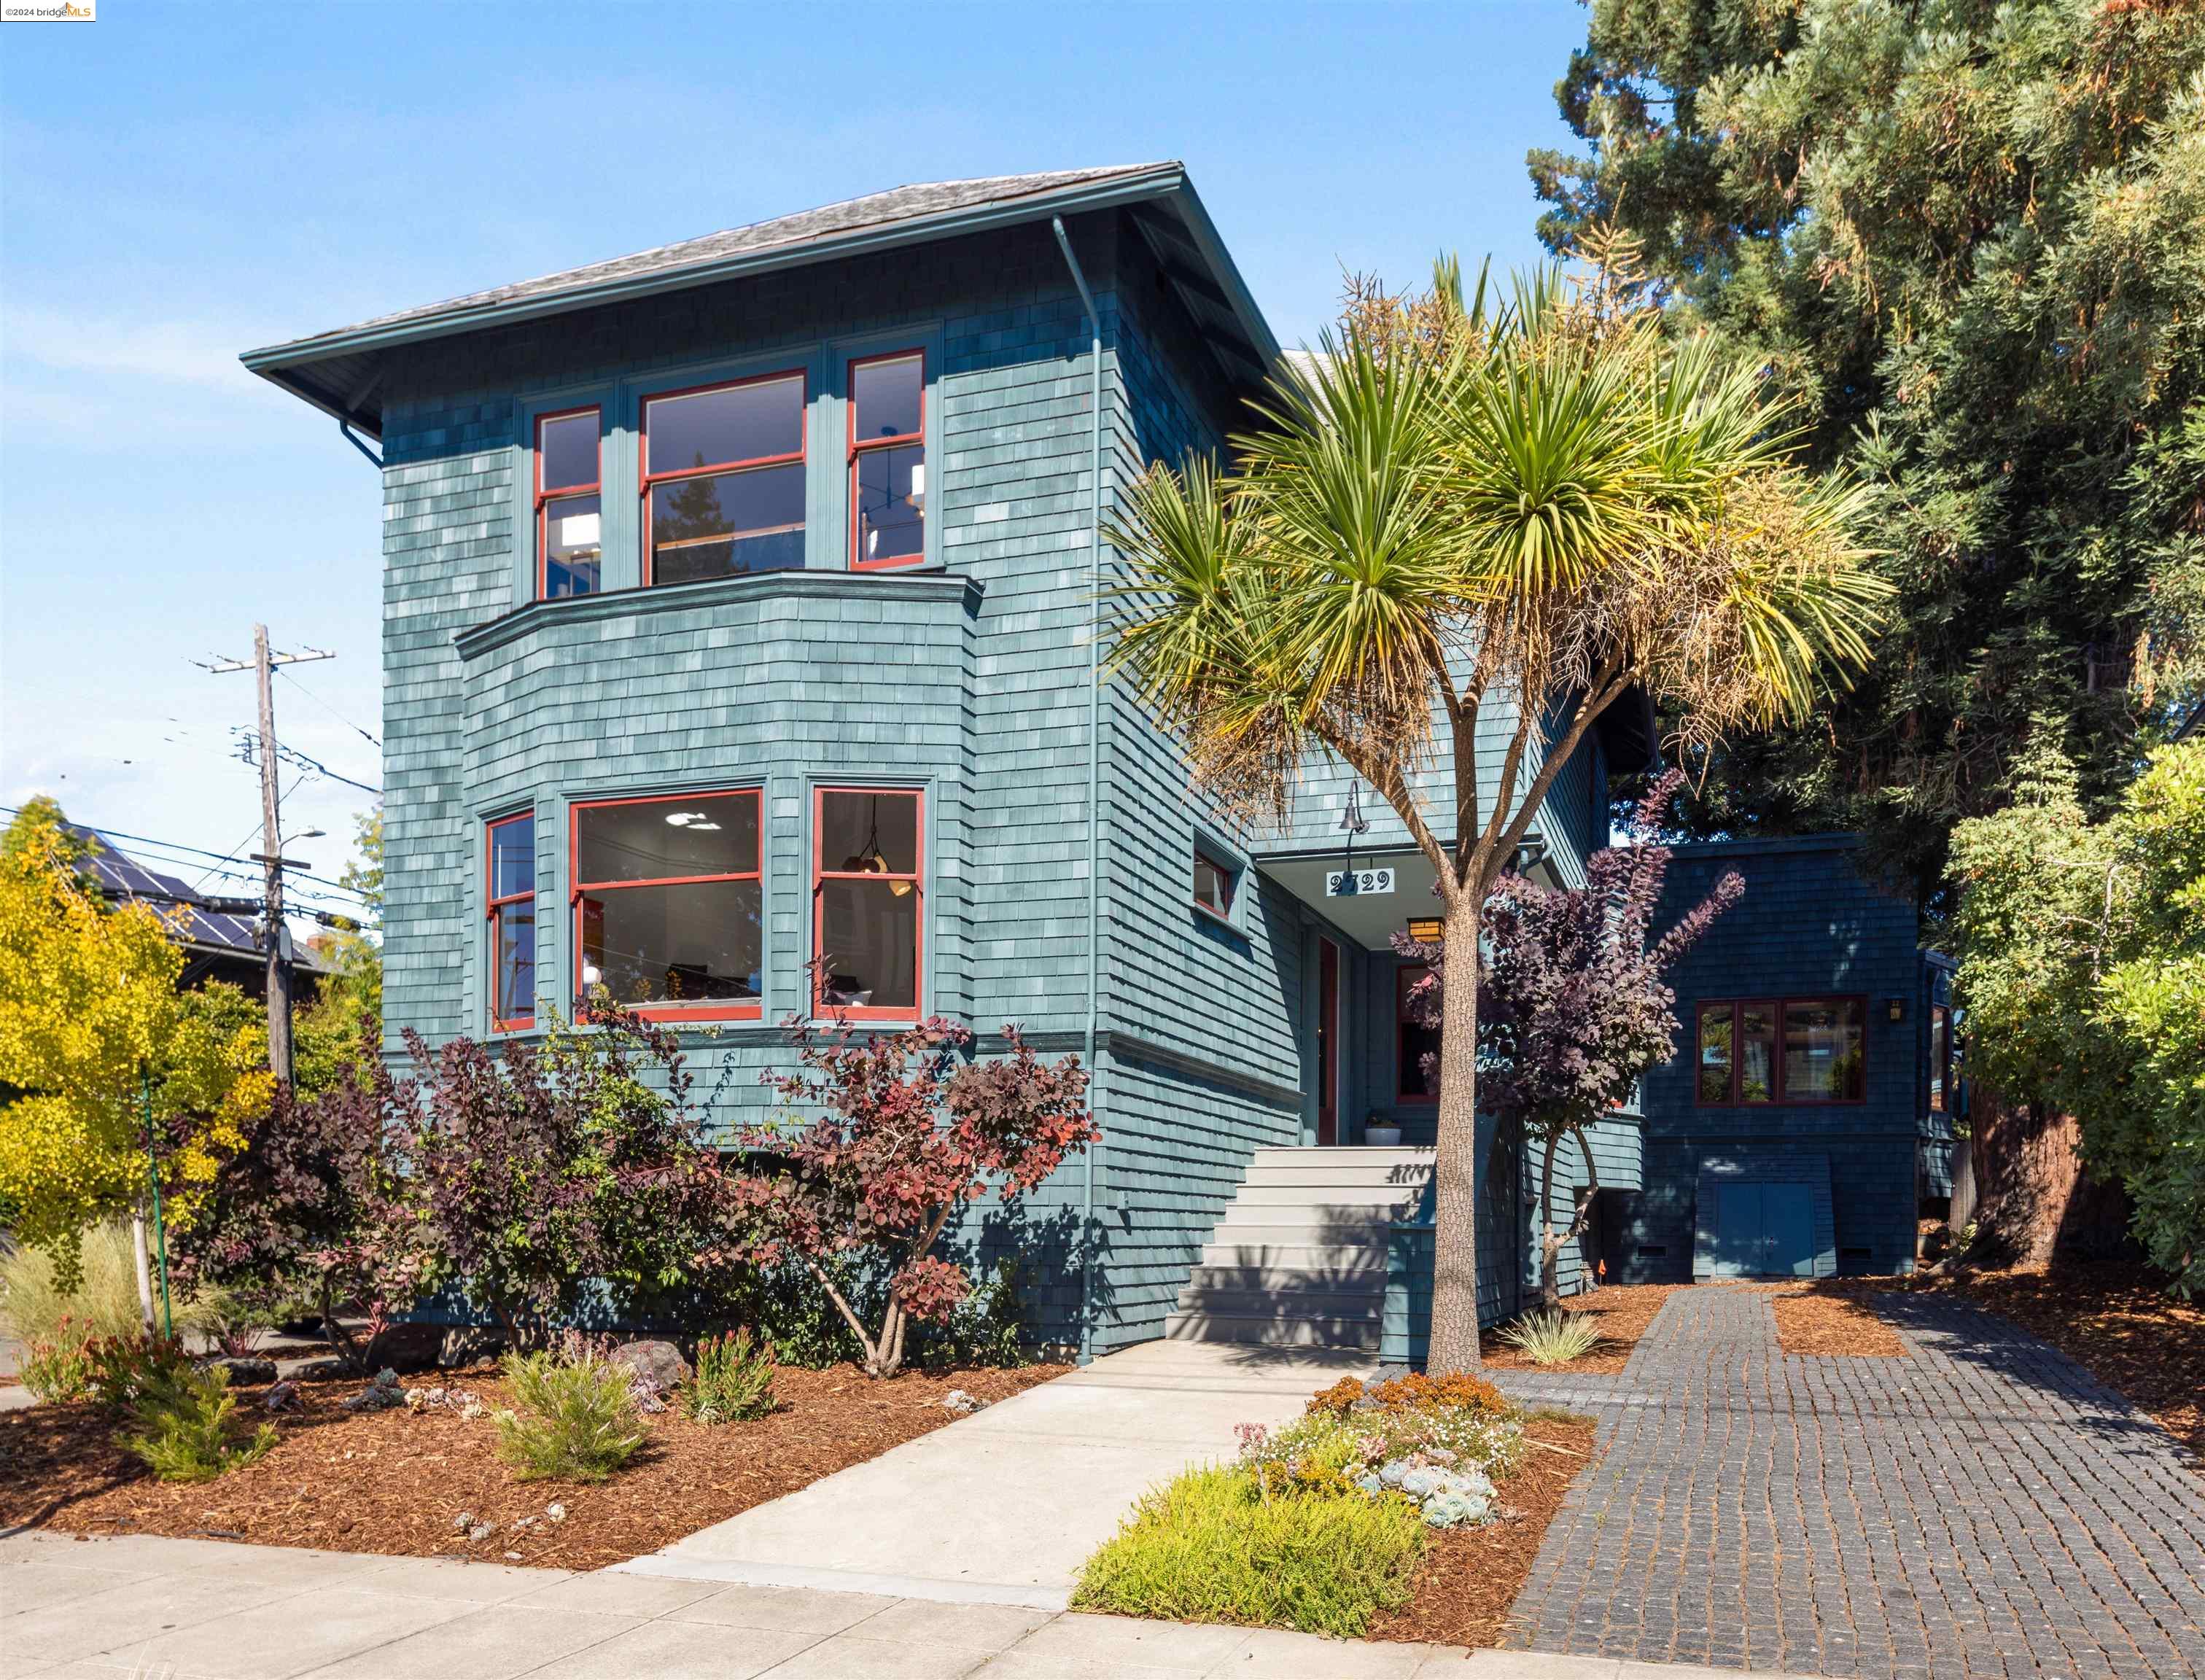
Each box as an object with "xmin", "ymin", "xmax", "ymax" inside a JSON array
[{"xmin": 1109, "ymin": 248, "xmax": 1889, "ymax": 1372}]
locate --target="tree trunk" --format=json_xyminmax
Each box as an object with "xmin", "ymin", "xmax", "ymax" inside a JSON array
[
  {"xmin": 131, "ymin": 1203, "xmax": 157, "ymax": 1337},
  {"xmin": 1426, "ymin": 895, "xmax": 1485, "ymax": 1373}
]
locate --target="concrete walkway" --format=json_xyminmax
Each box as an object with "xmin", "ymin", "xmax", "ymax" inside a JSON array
[
  {"xmin": 0, "ymin": 1529, "xmax": 1844, "ymax": 1679},
  {"xmin": 625, "ymin": 1339, "xmax": 1372, "ymax": 1610}
]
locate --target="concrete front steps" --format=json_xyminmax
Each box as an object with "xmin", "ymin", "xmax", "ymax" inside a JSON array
[{"xmin": 1163, "ymin": 1146, "xmax": 1434, "ymax": 1350}]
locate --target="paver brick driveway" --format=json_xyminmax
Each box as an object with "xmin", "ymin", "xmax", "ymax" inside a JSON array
[{"xmin": 1494, "ymin": 1286, "xmax": 2205, "ymax": 1679}]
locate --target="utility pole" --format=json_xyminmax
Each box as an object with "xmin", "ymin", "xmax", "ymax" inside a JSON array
[{"xmin": 206, "ymin": 625, "xmax": 333, "ymax": 1085}]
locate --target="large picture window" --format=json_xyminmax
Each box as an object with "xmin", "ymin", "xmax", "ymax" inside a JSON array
[
  {"xmin": 642, "ymin": 373, "xmax": 806, "ymax": 585},
  {"xmin": 1696, "ymin": 998, "xmax": 1864, "ymax": 1104},
  {"xmin": 814, "ymin": 788, "xmax": 922, "ymax": 1019},
  {"xmin": 534, "ymin": 408, "xmax": 601, "ymax": 599},
  {"xmin": 486, "ymin": 812, "xmax": 536, "ymax": 1030},
  {"xmin": 572, "ymin": 790, "xmax": 763, "ymax": 1019},
  {"xmin": 848, "ymin": 351, "xmax": 925, "ymax": 569}
]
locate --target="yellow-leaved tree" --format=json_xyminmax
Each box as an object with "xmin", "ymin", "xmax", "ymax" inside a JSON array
[{"xmin": 0, "ymin": 798, "xmax": 272, "ymax": 1296}]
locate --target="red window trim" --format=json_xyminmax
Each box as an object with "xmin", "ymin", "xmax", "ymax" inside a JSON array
[
  {"xmin": 1191, "ymin": 845, "xmax": 1237, "ymax": 922},
  {"xmin": 1694, "ymin": 996, "xmax": 1868, "ymax": 1106},
  {"xmin": 533, "ymin": 405, "xmax": 602, "ymax": 602},
  {"xmin": 1396, "ymin": 963, "xmax": 1439, "ymax": 1105},
  {"xmin": 486, "ymin": 812, "xmax": 536, "ymax": 1032},
  {"xmin": 812, "ymin": 785, "xmax": 925, "ymax": 1022},
  {"xmin": 639, "ymin": 368, "xmax": 808, "ymax": 587},
  {"xmin": 847, "ymin": 349, "xmax": 926, "ymax": 572},
  {"xmin": 568, "ymin": 788, "xmax": 764, "ymax": 1022}
]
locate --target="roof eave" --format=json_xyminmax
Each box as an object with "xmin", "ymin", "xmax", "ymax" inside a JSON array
[{"xmin": 242, "ymin": 161, "xmax": 1279, "ymax": 436}]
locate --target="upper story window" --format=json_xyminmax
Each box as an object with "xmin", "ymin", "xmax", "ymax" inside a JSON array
[
  {"xmin": 1928, "ymin": 1003, "xmax": 1951, "ymax": 1113},
  {"xmin": 572, "ymin": 790, "xmax": 763, "ymax": 1019},
  {"xmin": 1192, "ymin": 847, "xmax": 1236, "ymax": 919},
  {"xmin": 486, "ymin": 812, "xmax": 537, "ymax": 1030},
  {"xmin": 642, "ymin": 373, "xmax": 806, "ymax": 586},
  {"xmin": 814, "ymin": 788, "xmax": 922, "ymax": 1020},
  {"xmin": 1697, "ymin": 998, "xmax": 1864, "ymax": 1105},
  {"xmin": 849, "ymin": 351, "xmax": 925, "ymax": 569},
  {"xmin": 535, "ymin": 409, "xmax": 602, "ymax": 599}
]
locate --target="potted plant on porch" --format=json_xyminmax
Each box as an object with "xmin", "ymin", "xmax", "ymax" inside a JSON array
[{"xmin": 1364, "ymin": 1112, "xmax": 1402, "ymax": 1147}]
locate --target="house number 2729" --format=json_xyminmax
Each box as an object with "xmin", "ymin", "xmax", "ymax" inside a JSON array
[{"xmin": 1324, "ymin": 868, "xmax": 1395, "ymax": 897}]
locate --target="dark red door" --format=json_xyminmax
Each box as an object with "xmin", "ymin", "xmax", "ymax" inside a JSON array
[{"xmin": 1317, "ymin": 937, "xmax": 1340, "ymax": 1146}]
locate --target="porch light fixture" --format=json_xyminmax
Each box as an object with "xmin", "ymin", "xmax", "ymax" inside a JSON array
[
  {"xmin": 1886, "ymin": 997, "xmax": 1906, "ymax": 1023},
  {"xmin": 1406, "ymin": 917, "xmax": 1443, "ymax": 944}
]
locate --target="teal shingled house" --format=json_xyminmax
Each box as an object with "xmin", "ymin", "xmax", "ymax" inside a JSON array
[{"xmin": 244, "ymin": 166, "xmax": 1941, "ymax": 1362}]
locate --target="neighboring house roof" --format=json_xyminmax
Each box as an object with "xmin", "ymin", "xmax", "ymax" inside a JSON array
[
  {"xmin": 2174, "ymin": 699, "xmax": 2204, "ymax": 742},
  {"xmin": 241, "ymin": 162, "xmax": 1280, "ymax": 436},
  {"xmin": 66, "ymin": 825, "xmax": 330, "ymax": 979}
]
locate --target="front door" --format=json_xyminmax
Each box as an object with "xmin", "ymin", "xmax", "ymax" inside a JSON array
[{"xmin": 1316, "ymin": 937, "xmax": 1340, "ymax": 1146}]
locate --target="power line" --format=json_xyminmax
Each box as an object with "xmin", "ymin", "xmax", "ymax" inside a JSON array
[
  {"xmin": 275, "ymin": 665, "xmax": 382, "ymax": 750},
  {"xmin": 0, "ymin": 806, "xmax": 377, "ymax": 909}
]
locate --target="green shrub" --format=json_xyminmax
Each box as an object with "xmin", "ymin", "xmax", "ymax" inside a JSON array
[
  {"xmin": 1498, "ymin": 1308, "xmax": 1602, "ymax": 1366},
  {"xmin": 493, "ymin": 1348, "xmax": 648, "ymax": 1482},
  {"xmin": 0, "ymin": 1224, "xmax": 223, "ymax": 1343},
  {"xmin": 914, "ymin": 1258, "xmax": 1032, "ymax": 1370},
  {"xmin": 1074, "ymin": 1462, "xmax": 1427, "ymax": 1637},
  {"xmin": 19, "ymin": 1320, "xmax": 95, "ymax": 1404},
  {"xmin": 85, "ymin": 1334, "xmax": 196, "ymax": 1413},
  {"xmin": 117, "ymin": 1360, "xmax": 278, "ymax": 1483},
  {"xmin": 685, "ymin": 1329, "xmax": 778, "ymax": 1424}
]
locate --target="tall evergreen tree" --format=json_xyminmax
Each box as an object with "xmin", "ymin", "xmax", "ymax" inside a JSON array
[{"xmin": 1533, "ymin": 0, "xmax": 2205, "ymax": 912}]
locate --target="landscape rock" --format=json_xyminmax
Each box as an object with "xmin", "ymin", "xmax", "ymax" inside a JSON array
[
  {"xmin": 211, "ymin": 1356, "xmax": 279, "ymax": 1387},
  {"xmin": 438, "ymin": 1326, "xmax": 506, "ymax": 1369},
  {"xmin": 467, "ymin": 1522, "xmax": 496, "ymax": 1543},
  {"xmin": 341, "ymin": 1369, "xmax": 405, "ymax": 1413},
  {"xmin": 545, "ymin": 1503, "xmax": 566, "ymax": 1523},
  {"xmin": 610, "ymin": 1338, "xmax": 690, "ymax": 1394},
  {"xmin": 292, "ymin": 1358, "xmax": 349, "ymax": 1380},
  {"xmin": 262, "ymin": 1380, "xmax": 301, "ymax": 1414},
  {"xmin": 942, "ymin": 1388, "xmax": 987, "ymax": 1415},
  {"xmin": 454, "ymin": 1512, "xmax": 475, "ymax": 1532},
  {"xmin": 366, "ymin": 1323, "xmax": 446, "ymax": 1374}
]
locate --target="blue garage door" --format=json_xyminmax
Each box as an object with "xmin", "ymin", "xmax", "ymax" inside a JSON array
[{"xmin": 1711, "ymin": 1182, "xmax": 1817, "ymax": 1278}]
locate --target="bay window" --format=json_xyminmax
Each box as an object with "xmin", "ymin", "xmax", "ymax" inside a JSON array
[
  {"xmin": 572, "ymin": 790, "xmax": 762, "ymax": 1019},
  {"xmin": 814, "ymin": 788, "xmax": 922, "ymax": 1019},
  {"xmin": 849, "ymin": 351, "xmax": 925, "ymax": 569},
  {"xmin": 1696, "ymin": 998, "xmax": 1864, "ymax": 1104},
  {"xmin": 534, "ymin": 408, "xmax": 602, "ymax": 599},
  {"xmin": 486, "ymin": 812, "xmax": 536, "ymax": 1030},
  {"xmin": 642, "ymin": 373, "xmax": 806, "ymax": 584}
]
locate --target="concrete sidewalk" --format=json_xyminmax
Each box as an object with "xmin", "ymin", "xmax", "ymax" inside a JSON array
[
  {"xmin": 0, "ymin": 1530, "xmax": 1836, "ymax": 1679},
  {"xmin": 626, "ymin": 1339, "xmax": 1373, "ymax": 1609}
]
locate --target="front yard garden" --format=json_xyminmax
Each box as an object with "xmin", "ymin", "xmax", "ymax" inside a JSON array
[
  {"xmin": 0, "ymin": 1347, "xmax": 1062, "ymax": 1568},
  {"xmin": 1073, "ymin": 1368, "xmax": 1596, "ymax": 1644}
]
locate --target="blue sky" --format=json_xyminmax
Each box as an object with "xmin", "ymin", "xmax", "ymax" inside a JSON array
[{"xmin": 0, "ymin": 0, "xmax": 1589, "ymax": 923}]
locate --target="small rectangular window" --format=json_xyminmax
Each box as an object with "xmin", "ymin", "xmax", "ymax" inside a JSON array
[
  {"xmin": 1397, "ymin": 965, "xmax": 1442, "ymax": 1102},
  {"xmin": 1928, "ymin": 1003, "xmax": 1951, "ymax": 1113},
  {"xmin": 643, "ymin": 372, "xmax": 806, "ymax": 585},
  {"xmin": 572, "ymin": 790, "xmax": 762, "ymax": 1018},
  {"xmin": 1192, "ymin": 847, "xmax": 1235, "ymax": 918},
  {"xmin": 814, "ymin": 788, "xmax": 922, "ymax": 1019},
  {"xmin": 486, "ymin": 812, "xmax": 536, "ymax": 1030},
  {"xmin": 849, "ymin": 351, "xmax": 925, "ymax": 570},
  {"xmin": 535, "ymin": 408, "xmax": 601, "ymax": 599}
]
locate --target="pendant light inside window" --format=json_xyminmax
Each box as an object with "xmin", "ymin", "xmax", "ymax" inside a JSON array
[{"xmin": 841, "ymin": 794, "xmax": 913, "ymax": 896}]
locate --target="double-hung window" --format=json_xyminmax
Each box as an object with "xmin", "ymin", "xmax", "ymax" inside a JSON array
[
  {"xmin": 642, "ymin": 373, "xmax": 806, "ymax": 584},
  {"xmin": 572, "ymin": 790, "xmax": 763, "ymax": 1019},
  {"xmin": 535, "ymin": 409, "xmax": 602, "ymax": 599},
  {"xmin": 1696, "ymin": 998, "xmax": 1864, "ymax": 1104},
  {"xmin": 848, "ymin": 351, "xmax": 925, "ymax": 569},
  {"xmin": 813, "ymin": 788, "xmax": 922, "ymax": 1019},
  {"xmin": 486, "ymin": 812, "xmax": 537, "ymax": 1030}
]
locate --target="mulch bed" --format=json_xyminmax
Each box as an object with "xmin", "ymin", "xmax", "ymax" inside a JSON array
[
  {"xmin": 1479, "ymin": 1283, "xmax": 1686, "ymax": 1374},
  {"xmin": 1723, "ymin": 1279, "xmax": 1911, "ymax": 1357},
  {"xmin": 0, "ymin": 1361, "xmax": 1066, "ymax": 1571},
  {"xmin": 1370, "ymin": 1411, "xmax": 1600, "ymax": 1648},
  {"xmin": 1920, "ymin": 1259, "xmax": 2205, "ymax": 1464}
]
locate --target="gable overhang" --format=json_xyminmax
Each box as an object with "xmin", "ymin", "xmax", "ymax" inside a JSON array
[{"xmin": 241, "ymin": 163, "xmax": 1280, "ymax": 440}]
